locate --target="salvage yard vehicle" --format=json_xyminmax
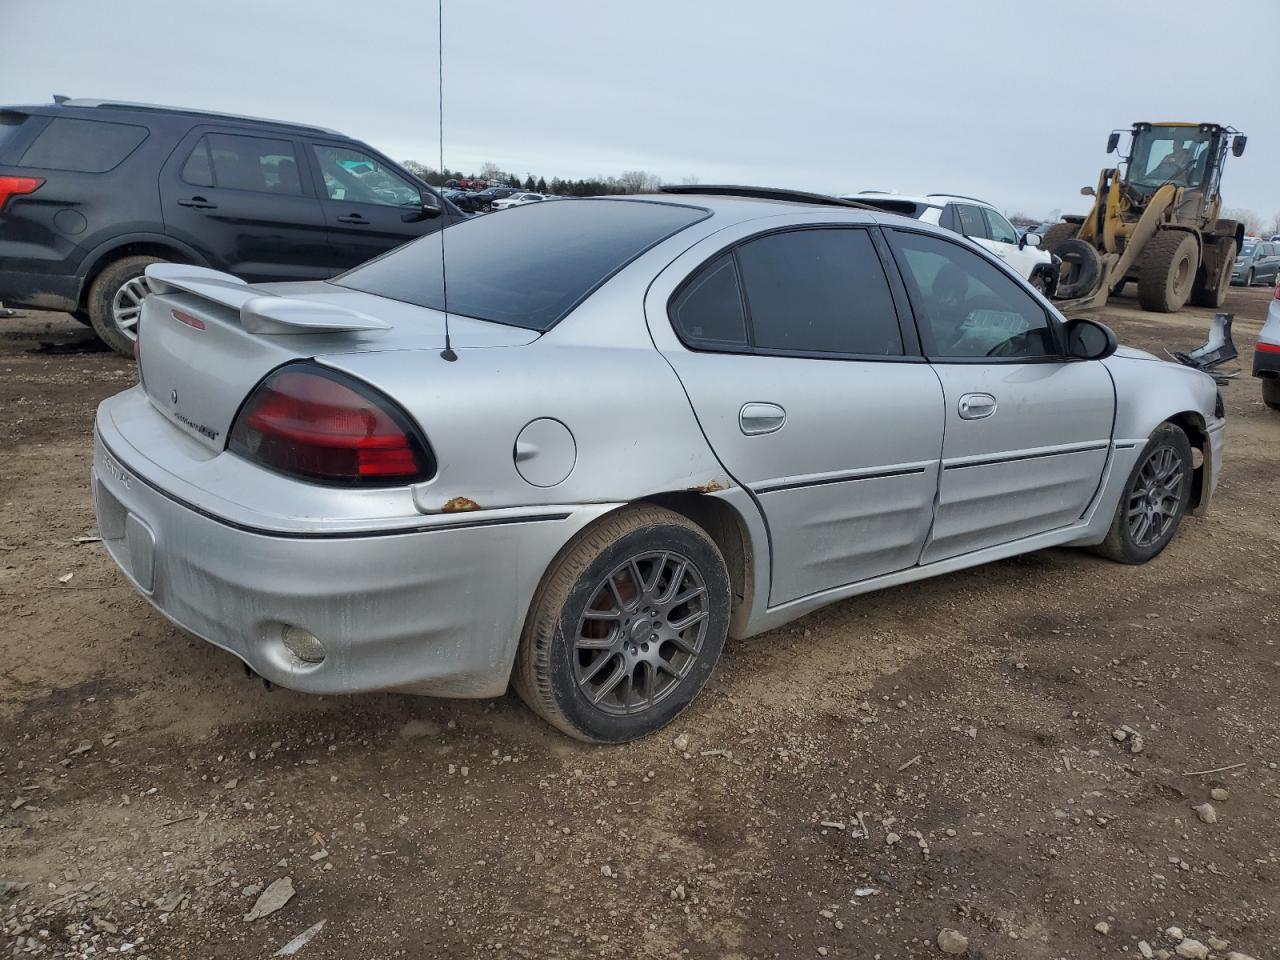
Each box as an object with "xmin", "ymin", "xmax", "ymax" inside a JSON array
[
  {"xmin": 491, "ymin": 191, "xmax": 545, "ymax": 209},
  {"xmin": 845, "ymin": 192, "xmax": 1059, "ymax": 295},
  {"xmin": 0, "ymin": 97, "xmax": 459, "ymax": 355},
  {"xmin": 92, "ymin": 187, "xmax": 1225, "ymax": 742},
  {"xmin": 1255, "ymin": 282, "xmax": 1280, "ymax": 411},
  {"xmin": 1041, "ymin": 121, "xmax": 1247, "ymax": 313},
  {"xmin": 1232, "ymin": 238, "xmax": 1280, "ymax": 287}
]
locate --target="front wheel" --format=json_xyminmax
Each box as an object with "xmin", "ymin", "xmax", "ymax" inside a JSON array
[
  {"xmin": 1091, "ymin": 424, "xmax": 1194, "ymax": 564},
  {"xmin": 512, "ymin": 505, "xmax": 730, "ymax": 742}
]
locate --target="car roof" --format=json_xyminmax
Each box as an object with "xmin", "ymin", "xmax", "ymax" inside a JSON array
[
  {"xmin": 844, "ymin": 191, "xmax": 996, "ymax": 209},
  {"xmin": 8, "ymin": 97, "xmax": 344, "ymax": 137}
]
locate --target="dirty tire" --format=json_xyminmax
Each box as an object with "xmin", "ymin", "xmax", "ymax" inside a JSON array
[
  {"xmin": 1052, "ymin": 238, "xmax": 1103, "ymax": 300},
  {"xmin": 1264, "ymin": 378, "xmax": 1280, "ymax": 412},
  {"xmin": 1090, "ymin": 424, "xmax": 1194, "ymax": 565},
  {"xmin": 1039, "ymin": 222, "xmax": 1078, "ymax": 252},
  {"xmin": 1137, "ymin": 231, "xmax": 1198, "ymax": 313},
  {"xmin": 87, "ymin": 255, "xmax": 167, "ymax": 357},
  {"xmin": 1190, "ymin": 239, "xmax": 1235, "ymax": 308},
  {"xmin": 512, "ymin": 505, "xmax": 730, "ymax": 743}
]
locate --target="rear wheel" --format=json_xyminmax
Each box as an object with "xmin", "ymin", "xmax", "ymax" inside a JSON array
[
  {"xmin": 1190, "ymin": 239, "xmax": 1235, "ymax": 308},
  {"xmin": 1091, "ymin": 424, "xmax": 1193, "ymax": 564},
  {"xmin": 1137, "ymin": 231, "xmax": 1198, "ymax": 312},
  {"xmin": 1264, "ymin": 378, "xmax": 1280, "ymax": 412},
  {"xmin": 512, "ymin": 505, "xmax": 730, "ymax": 742},
  {"xmin": 87, "ymin": 255, "xmax": 168, "ymax": 356}
]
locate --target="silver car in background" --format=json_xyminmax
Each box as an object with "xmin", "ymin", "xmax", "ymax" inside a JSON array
[{"xmin": 93, "ymin": 188, "xmax": 1225, "ymax": 741}]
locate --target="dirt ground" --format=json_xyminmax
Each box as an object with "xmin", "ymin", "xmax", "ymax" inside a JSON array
[{"xmin": 2, "ymin": 289, "xmax": 1278, "ymax": 960}]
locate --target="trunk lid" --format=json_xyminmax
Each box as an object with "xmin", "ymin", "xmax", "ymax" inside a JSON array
[{"xmin": 137, "ymin": 266, "xmax": 538, "ymax": 452}]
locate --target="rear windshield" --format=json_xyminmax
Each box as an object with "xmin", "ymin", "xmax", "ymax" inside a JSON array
[
  {"xmin": 20, "ymin": 117, "xmax": 148, "ymax": 173},
  {"xmin": 332, "ymin": 198, "xmax": 708, "ymax": 330}
]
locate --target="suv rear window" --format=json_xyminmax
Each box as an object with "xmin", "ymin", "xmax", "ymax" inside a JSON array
[
  {"xmin": 19, "ymin": 117, "xmax": 147, "ymax": 173},
  {"xmin": 333, "ymin": 199, "xmax": 708, "ymax": 330}
]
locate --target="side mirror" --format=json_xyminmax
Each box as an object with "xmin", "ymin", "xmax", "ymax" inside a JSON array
[
  {"xmin": 1064, "ymin": 317, "xmax": 1118, "ymax": 361},
  {"xmin": 1106, "ymin": 132, "xmax": 1120, "ymax": 154},
  {"xmin": 401, "ymin": 199, "xmax": 442, "ymax": 223},
  {"xmin": 1232, "ymin": 134, "xmax": 1247, "ymax": 157},
  {"xmin": 1020, "ymin": 232, "xmax": 1042, "ymax": 250},
  {"xmin": 1081, "ymin": 185, "xmax": 1096, "ymax": 197}
]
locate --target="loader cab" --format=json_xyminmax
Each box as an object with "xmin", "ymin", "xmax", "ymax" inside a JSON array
[{"xmin": 1115, "ymin": 123, "xmax": 1242, "ymax": 225}]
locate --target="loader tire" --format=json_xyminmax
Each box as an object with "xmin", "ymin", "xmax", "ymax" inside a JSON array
[
  {"xmin": 1051, "ymin": 239, "xmax": 1103, "ymax": 300},
  {"xmin": 1190, "ymin": 239, "xmax": 1236, "ymax": 309},
  {"xmin": 1137, "ymin": 230, "xmax": 1198, "ymax": 313},
  {"xmin": 1039, "ymin": 222, "xmax": 1078, "ymax": 252}
]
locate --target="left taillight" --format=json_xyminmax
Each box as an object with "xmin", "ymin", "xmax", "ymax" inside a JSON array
[
  {"xmin": 228, "ymin": 364, "xmax": 434, "ymax": 486},
  {"xmin": 0, "ymin": 175, "xmax": 44, "ymax": 213}
]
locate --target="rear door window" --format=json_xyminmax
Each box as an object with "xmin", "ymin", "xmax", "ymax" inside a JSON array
[
  {"xmin": 19, "ymin": 117, "xmax": 147, "ymax": 173},
  {"xmin": 955, "ymin": 204, "xmax": 989, "ymax": 240},
  {"xmin": 669, "ymin": 255, "xmax": 749, "ymax": 348},
  {"xmin": 205, "ymin": 133, "xmax": 304, "ymax": 195},
  {"xmin": 734, "ymin": 228, "xmax": 903, "ymax": 356}
]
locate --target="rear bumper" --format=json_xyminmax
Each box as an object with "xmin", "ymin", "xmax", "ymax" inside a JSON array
[
  {"xmin": 0, "ymin": 268, "xmax": 79, "ymax": 312},
  {"xmin": 92, "ymin": 416, "xmax": 613, "ymax": 698},
  {"xmin": 1253, "ymin": 344, "xmax": 1280, "ymax": 379}
]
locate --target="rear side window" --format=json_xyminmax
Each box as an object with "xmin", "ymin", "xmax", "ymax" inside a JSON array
[
  {"xmin": 735, "ymin": 229, "xmax": 903, "ymax": 356},
  {"xmin": 0, "ymin": 112, "xmax": 28, "ymax": 160},
  {"xmin": 198, "ymin": 133, "xmax": 304, "ymax": 195},
  {"xmin": 19, "ymin": 117, "xmax": 147, "ymax": 173},
  {"xmin": 333, "ymin": 198, "xmax": 708, "ymax": 330},
  {"xmin": 670, "ymin": 255, "xmax": 748, "ymax": 348}
]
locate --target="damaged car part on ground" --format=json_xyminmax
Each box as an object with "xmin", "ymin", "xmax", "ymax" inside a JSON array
[
  {"xmin": 92, "ymin": 190, "xmax": 1226, "ymax": 742},
  {"xmin": 1254, "ymin": 281, "xmax": 1280, "ymax": 411}
]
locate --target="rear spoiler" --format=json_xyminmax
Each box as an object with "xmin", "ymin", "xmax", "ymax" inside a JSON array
[{"xmin": 144, "ymin": 264, "xmax": 389, "ymax": 335}]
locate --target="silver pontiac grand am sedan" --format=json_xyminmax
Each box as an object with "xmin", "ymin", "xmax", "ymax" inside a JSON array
[{"xmin": 92, "ymin": 186, "xmax": 1225, "ymax": 742}]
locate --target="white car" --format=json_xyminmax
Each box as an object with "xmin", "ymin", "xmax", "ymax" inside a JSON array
[
  {"xmin": 844, "ymin": 192, "xmax": 1057, "ymax": 295},
  {"xmin": 492, "ymin": 192, "xmax": 545, "ymax": 210}
]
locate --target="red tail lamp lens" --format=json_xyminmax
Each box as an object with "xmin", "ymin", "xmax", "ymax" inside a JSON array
[
  {"xmin": 0, "ymin": 175, "xmax": 43, "ymax": 212},
  {"xmin": 228, "ymin": 365, "xmax": 433, "ymax": 485}
]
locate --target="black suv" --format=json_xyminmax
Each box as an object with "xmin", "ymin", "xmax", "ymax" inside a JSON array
[{"xmin": 0, "ymin": 98, "xmax": 459, "ymax": 354}]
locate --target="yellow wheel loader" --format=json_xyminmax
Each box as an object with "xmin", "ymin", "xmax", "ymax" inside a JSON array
[{"xmin": 1043, "ymin": 122, "xmax": 1247, "ymax": 314}]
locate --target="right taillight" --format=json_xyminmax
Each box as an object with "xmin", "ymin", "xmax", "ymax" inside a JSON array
[
  {"xmin": 228, "ymin": 363, "xmax": 434, "ymax": 486},
  {"xmin": 0, "ymin": 175, "xmax": 44, "ymax": 213}
]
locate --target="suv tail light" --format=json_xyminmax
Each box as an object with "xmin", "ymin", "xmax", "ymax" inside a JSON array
[
  {"xmin": 228, "ymin": 364, "xmax": 434, "ymax": 485},
  {"xmin": 0, "ymin": 175, "xmax": 44, "ymax": 213}
]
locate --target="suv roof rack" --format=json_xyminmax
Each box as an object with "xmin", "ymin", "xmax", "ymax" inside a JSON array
[
  {"xmin": 925, "ymin": 192, "xmax": 993, "ymax": 206},
  {"xmin": 659, "ymin": 184, "xmax": 875, "ymax": 210},
  {"xmin": 57, "ymin": 98, "xmax": 344, "ymax": 136}
]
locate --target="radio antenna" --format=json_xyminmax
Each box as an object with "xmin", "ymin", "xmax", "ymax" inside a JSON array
[{"xmin": 437, "ymin": 0, "xmax": 457, "ymax": 362}]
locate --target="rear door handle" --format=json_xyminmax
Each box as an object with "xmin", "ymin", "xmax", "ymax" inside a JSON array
[
  {"xmin": 337, "ymin": 214, "xmax": 370, "ymax": 224},
  {"xmin": 739, "ymin": 402, "xmax": 786, "ymax": 436},
  {"xmin": 176, "ymin": 197, "xmax": 217, "ymax": 209},
  {"xmin": 958, "ymin": 393, "xmax": 997, "ymax": 420}
]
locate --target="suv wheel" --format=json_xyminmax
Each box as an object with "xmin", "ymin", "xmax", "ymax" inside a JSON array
[
  {"xmin": 87, "ymin": 255, "xmax": 168, "ymax": 356},
  {"xmin": 1091, "ymin": 424, "xmax": 1193, "ymax": 564},
  {"xmin": 513, "ymin": 505, "xmax": 730, "ymax": 742}
]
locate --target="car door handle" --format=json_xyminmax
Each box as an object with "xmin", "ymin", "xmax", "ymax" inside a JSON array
[
  {"xmin": 958, "ymin": 393, "xmax": 997, "ymax": 420},
  {"xmin": 176, "ymin": 197, "xmax": 217, "ymax": 209},
  {"xmin": 740, "ymin": 402, "xmax": 786, "ymax": 436},
  {"xmin": 337, "ymin": 214, "xmax": 370, "ymax": 224}
]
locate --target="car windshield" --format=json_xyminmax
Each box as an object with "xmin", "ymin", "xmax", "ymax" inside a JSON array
[
  {"xmin": 332, "ymin": 198, "xmax": 708, "ymax": 330},
  {"xmin": 1239, "ymin": 242, "xmax": 1256, "ymax": 258},
  {"xmin": 1127, "ymin": 127, "xmax": 1214, "ymax": 189}
]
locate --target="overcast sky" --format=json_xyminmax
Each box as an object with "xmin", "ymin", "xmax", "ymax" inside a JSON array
[{"xmin": 7, "ymin": 0, "xmax": 1277, "ymax": 221}]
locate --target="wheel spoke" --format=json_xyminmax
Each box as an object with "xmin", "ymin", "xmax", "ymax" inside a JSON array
[
  {"xmin": 587, "ymin": 660, "xmax": 627, "ymax": 704},
  {"xmin": 579, "ymin": 650, "xmax": 617, "ymax": 684},
  {"xmin": 670, "ymin": 584, "xmax": 707, "ymax": 607}
]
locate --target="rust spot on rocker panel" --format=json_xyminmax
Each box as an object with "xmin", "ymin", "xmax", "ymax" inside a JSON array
[{"xmin": 441, "ymin": 496, "xmax": 482, "ymax": 513}]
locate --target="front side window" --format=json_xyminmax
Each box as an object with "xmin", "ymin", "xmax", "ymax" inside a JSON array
[
  {"xmin": 889, "ymin": 230, "xmax": 1056, "ymax": 360},
  {"xmin": 734, "ymin": 228, "xmax": 903, "ymax": 356},
  {"xmin": 312, "ymin": 144, "xmax": 421, "ymax": 207},
  {"xmin": 20, "ymin": 117, "xmax": 147, "ymax": 173},
  {"xmin": 983, "ymin": 208, "xmax": 1019, "ymax": 244},
  {"xmin": 202, "ymin": 133, "xmax": 303, "ymax": 195}
]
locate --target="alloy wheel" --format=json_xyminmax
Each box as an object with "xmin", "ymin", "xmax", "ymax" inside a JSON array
[
  {"xmin": 110, "ymin": 276, "xmax": 149, "ymax": 342},
  {"xmin": 573, "ymin": 551, "xmax": 709, "ymax": 716},
  {"xmin": 1126, "ymin": 446, "xmax": 1186, "ymax": 547}
]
